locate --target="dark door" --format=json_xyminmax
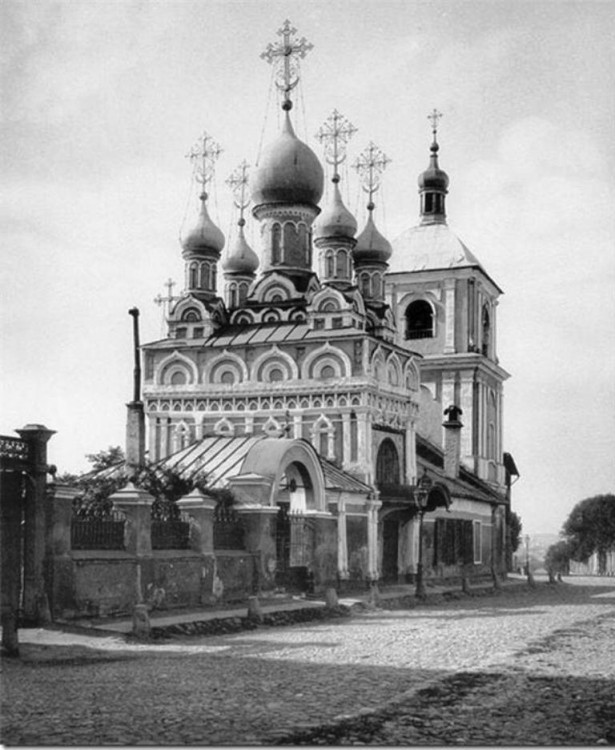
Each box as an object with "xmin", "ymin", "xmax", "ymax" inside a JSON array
[{"xmin": 382, "ymin": 517, "xmax": 399, "ymax": 583}]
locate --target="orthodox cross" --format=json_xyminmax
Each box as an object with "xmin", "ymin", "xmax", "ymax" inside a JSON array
[
  {"xmin": 154, "ymin": 278, "xmax": 178, "ymax": 329},
  {"xmin": 260, "ymin": 20, "xmax": 313, "ymax": 109},
  {"xmin": 186, "ymin": 131, "xmax": 223, "ymax": 194},
  {"xmin": 353, "ymin": 142, "xmax": 391, "ymax": 209},
  {"xmin": 226, "ymin": 160, "xmax": 251, "ymax": 225},
  {"xmin": 316, "ymin": 109, "xmax": 357, "ymax": 181},
  {"xmin": 428, "ymin": 108, "xmax": 443, "ymax": 138}
]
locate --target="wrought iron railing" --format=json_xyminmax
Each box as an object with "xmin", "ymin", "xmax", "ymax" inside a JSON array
[
  {"xmin": 214, "ymin": 503, "xmax": 245, "ymax": 550},
  {"xmin": 151, "ymin": 516, "xmax": 191, "ymax": 550},
  {"xmin": 71, "ymin": 511, "xmax": 126, "ymax": 550},
  {"xmin": 406, "ymin": 329, "xmax": 434, "ymax": 340}
]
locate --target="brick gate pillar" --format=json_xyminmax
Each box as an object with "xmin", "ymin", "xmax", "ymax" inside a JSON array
[{"xmin": 16, "ymin": 424, "xmax": 55, "ymax": 625}]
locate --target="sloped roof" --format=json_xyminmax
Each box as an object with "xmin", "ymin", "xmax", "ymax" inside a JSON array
[
  {"xmin": 391, "ymin": 223, "xmax": 484, "ymax": 272},
  {"xmin": 320, "ymin": 457, "xmax": 373, "ymax": 494},
  {"xmin": 416, "ymin": 433, "xmax": 506, "ymax": 504},
  {"xmin": 84, "ymin": 435, "xmax": 372, "ymax": 496}
]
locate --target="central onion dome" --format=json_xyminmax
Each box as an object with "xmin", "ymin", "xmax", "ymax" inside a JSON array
[
  {"xmin": 353, "ymin": 209, "xmax": 392, "ymax": 264},
  {"xmin": 313, "ymin": 179, "xmax": 357, "ymax": 239},
  {"xmin": 222, "ymin": 220, "xmax": 259, "ymax": 274},
  {"xmin": 418, "ymin": 139, "xmax": 449, "ymax": 193},
  {"xmin": 251, "ymin": 112, "xmax": 324, "ymax": 208},
  {"xmin": 181, "ymin": 193, "xmax": 225, "ymax": 257}
]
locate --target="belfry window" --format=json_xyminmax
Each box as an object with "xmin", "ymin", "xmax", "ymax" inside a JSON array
[
  {"xmin": 405, "ymin": 300, "xmax": 434, "ymax": 339},
  {"xmin": 482, "ymin": 305, "xmax": 491, "ymax": 356}
]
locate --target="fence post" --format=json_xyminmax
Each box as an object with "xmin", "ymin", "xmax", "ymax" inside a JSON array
[
  {"xmin": 176, "ymin": 488, "xmax": 216, "ymax": 555},
  {"xmin": 46, "ymin": 483, "xmax": 80, "ymax": 619},
  {"xmin": 109, "ymin": 483, "xmax": 154, "ymax": 637},
  {"xmin": 16, "ymin": 424, "xmax": 55, "ymax": 625},
  {"xmin": 109, "ymin": 482, "xmax": 154, "ymax": 557}
]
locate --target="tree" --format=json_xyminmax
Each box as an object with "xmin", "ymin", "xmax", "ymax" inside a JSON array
[
  {"xmin": 562, "ymin": 494, "xmax": 615, "ymax": 573},
  {"xmin": 85, "ymin": 446, "xmax": 125, "ymax": 472},
  {"xmin": 508, "ymin": 511, "xmax": 523, "ymax": 553},
  {"xmin": 544, "ymin": 539, "xmax": 573, "ymax": 580}
]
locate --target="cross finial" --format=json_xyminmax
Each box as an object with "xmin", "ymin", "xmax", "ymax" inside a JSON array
[
  {"xmin": 260, "ymin": 20, "xmax": 313, "ymax": 111},
  {"xmin": 186, "ymin": 131, "xmax": 223, "ymax": 194},
  {"xmin": 316, "ymin": 110, "xmax": 357, "ymax": 181},
  {"xmin": 226, "ymin": 160, "xmax": 251, "ymax": 224},
  {"xmin": 353, "ymin": 142, "xmax": 391, "ymax": 210},
  {"xmin": 154, "ymin": 278, "xmax": 179, "ymax": 332},
  {"xmin": 428, "ymin": 108, "xmax": 443, "ymax": 137}
]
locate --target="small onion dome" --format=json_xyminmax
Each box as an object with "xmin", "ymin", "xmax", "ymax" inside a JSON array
[
  {"xmin": 222, "ymin": 222, "xmax": 259, "ymax": 274},
  {"xmin": 313, "ymin": 180, "xmax": 357, "ymax": 240},
  {"xmin": 251, "ymin": 112, "xmax": 324, "ymax": 208},
  {"xmin": 181, "ymin": 193, "xmax": 225, "ymax": 256},
  {"xmin": 418, "ymin": 139, "xmax": 449, "ymax": 192},
  {"xmin": 353, "ymin": 210, "xmax": 392, "ymax": 264}
]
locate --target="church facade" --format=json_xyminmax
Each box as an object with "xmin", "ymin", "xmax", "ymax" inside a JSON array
[{"xmin": 139, "ymin": 22, "xmax": 513, "ymax": 594}]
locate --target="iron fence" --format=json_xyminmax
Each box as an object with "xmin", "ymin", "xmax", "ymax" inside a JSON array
[
  {"xmin": 151, "ymin": 517, "xmax": 191, "ymax": 550},
  {"xmin": 71, "ymin": 511, "xmax": 126, "ymax": 550}
]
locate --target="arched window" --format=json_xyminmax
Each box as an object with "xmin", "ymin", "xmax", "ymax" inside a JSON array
[
  {"xmin": 189, "ymin": 263, "xmax": 198, "ymax": 289},
  {"xmin": 482, "ymin": 304, "xmax": 490, "ymax": 356},
  {"xmin": 405, "ymin": 300, "xmax": 434, "ymax": 339},
  {"xmin": 325, "ymin": 250, "xmax": 334, "ymax": 278},
  {"xmin": 360, "ymin": 273, "xmax": 370, "ymax": 297},
  {"xmin": 238, "ymin": 282, "xmax": 249, "ymax": 305},
  {"xmin": 271, "ymin": 223, "xmax": 282, "ymax": 264},
  {"xmin": 211, "ymin": 264, "xmax": 217, "ymax": 292},
  {"xmin": 336, "ymin": 250, "xmax": 348, "ymax": 278},
  {"xmin": 376, "ymin": 438, "xmax": 400, "ymax": 487},
  {"xmin": 372, "ymin": 274, "xmax": 382, "ymax": 298},
  {"xmin": 283, "ymin": 223, "xmax": 297, "ymax": 258}
]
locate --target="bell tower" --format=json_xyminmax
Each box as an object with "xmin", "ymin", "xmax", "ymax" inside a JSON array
[{"xmin": 387, "ymin": 110, "xmax": 509, "ymax": 488}]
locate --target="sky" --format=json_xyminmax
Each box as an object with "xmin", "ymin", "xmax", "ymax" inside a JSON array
[{"xmin": 2, "ymin": 0, "xmax": 614, "ymax": 537}]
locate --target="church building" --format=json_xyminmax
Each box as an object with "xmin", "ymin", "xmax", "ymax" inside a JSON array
[{"xmin": 139, "ymin": 22, "xmax": 513, "ymax": 593}]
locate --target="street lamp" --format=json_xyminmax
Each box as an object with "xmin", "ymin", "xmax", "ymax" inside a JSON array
[{"xmin": 414, "ymin": 468, "xmax": 433, "ymax": 600}]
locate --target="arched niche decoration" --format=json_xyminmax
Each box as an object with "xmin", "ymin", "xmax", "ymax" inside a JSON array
[
  {"xmin": 370, "ymin": 347, "xmax": 386, "ymax": 382},
  {"xmin": 214, "ymin": 417, "xmax": 235, "ymax": 437},
  {"xmin": 252, "ymin": 346, "xmax": 299, "ymax": 382},
  {"xmin": 204, "ymin": 350, "xmax": 249, "ymax": 384},
  {"xmin": 252, "ymin": 273, "xmax": 296, "ymax": 304},
  {"xmin": 156, "ymin": 351, "xmax": 199, "ymax": 386},
  {"xmin": 404, "ymin": 361, "xmax": 420, "ymax": 391},
  {"xmin": 386, "ymin": 353, "xmax": 403, "ymax": 387},
  {"xmin": 302, "ymin": 343, "xmax": 352, "ymax": 380},
  {"xmin": 170, "ymin": 297, "xmax": 208, "ymax": 323}
]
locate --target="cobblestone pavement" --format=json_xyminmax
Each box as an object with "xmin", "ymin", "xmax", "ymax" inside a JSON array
[{"xmin": 2, "ymin": 577, "xmax": 614, "ymax": 746}]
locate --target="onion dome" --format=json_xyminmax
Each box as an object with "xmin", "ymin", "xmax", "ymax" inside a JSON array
[
  {"xmin": 251, "ymin": 112, "xmax": 324, "ymax": 208},
  {"xmin": 313, "ymin": 179, "xmax": 357, "ymax": 240},
  {"xmin": 418, "ymin": 138, "xmax": 449, "ymax": 193},
  {"xmin": 353, "ymin": 208, "xmax": 392, "ymax": 264},
  {"xmin": 222, "ymin": 221, "xmax": 259, "ymax": 274},
  {"xmin": 181, "ymin": 193, "xmax": 225, "ymax": 257}
]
